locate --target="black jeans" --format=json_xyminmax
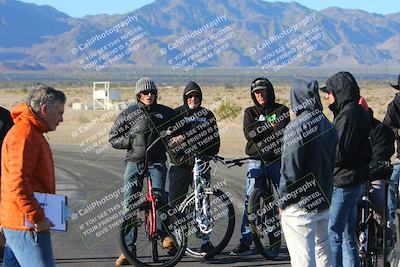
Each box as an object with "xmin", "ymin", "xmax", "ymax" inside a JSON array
[{"xmin": 168, "ymin": 165, "xmax": 211, "ymax": 207}]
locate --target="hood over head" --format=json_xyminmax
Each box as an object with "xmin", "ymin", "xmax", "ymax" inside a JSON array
[
  {"xmin": 183, "ymin": 81, "xmax": 202, "ymax": 109},
  {"xmin": 324, "ymin": 71, "xmax": 360, "ymax": 111},
  {"xmin": 389, "ymin": 73, "xmax": 400, "ymax": 90},
  {"xmin": 11, "ymin": 103, "xmax": 49, "ymax": 133},
  {"xmin": 250, "ymin": 77, "xmax": 275, "ymax": 111},
  {"xmin": 290, "ymin": 79, "xmax": 323, "ymax": 116}
]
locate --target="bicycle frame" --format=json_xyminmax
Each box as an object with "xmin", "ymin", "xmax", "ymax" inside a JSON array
[
  {"xmin": 140, "ymin": 135, "xmax": 164, "ymax": 239},
  {"xmin": 193, "ymin": 157, "xmax": 213, "ymax": 234},
  {"xmin": 144, "ymin": 176, "xmax": 157, "ymax": 238},
  {"xmin": 359, "ymin": 183, "xmax": 374, "ymax": 256}
]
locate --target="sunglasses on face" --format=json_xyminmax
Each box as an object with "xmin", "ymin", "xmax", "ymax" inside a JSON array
[
  {"xmin": 186, "ymin": 94, "xmax": 201, "ymax": 99},
  {"xmin": 141, "ymin": 90, "xmax": 157, "ymax": 96}
]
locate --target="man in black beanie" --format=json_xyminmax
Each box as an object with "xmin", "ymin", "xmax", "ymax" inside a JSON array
[{"xmin": 168, "ymin": 81, "xmax": 220, "ymax": 253}]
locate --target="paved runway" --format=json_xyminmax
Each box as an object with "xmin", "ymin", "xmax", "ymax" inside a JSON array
[{"xmin": 49, "ymin": 144, "xmax": 290, "ymax": 267}]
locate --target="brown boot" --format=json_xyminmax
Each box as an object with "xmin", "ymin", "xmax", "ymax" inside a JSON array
[
  {"xmin": 115, "ymin": 253, "xmax": 129, "ymax": 266},
  {"xmin": 162, "ymin": 236, "xmax": 174, "ymax": 249}
]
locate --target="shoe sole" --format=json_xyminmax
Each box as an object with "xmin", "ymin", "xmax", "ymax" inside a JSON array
[{"xmin": 229, "ymin": 250, "xmax": 251, "ymax": 256}]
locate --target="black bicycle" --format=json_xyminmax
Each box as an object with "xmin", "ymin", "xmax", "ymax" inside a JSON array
[
  {"xmin": 225, "ymin": 157, "xmax": 282, "ymax": 259},
  {"xmin": 358, "ymin": 161, "xmax": 394, "ymax": 267},
  {"xmin": 119, "ymin": 135, "xmax": 188, "ymax": 267},
  {"xmin": 358, "ymin": 181, "xmax": 381, "ymax": 267}
]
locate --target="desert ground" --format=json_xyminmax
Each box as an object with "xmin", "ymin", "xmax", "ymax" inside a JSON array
[{"xmin": 0, "ymin": 80, "xmax": 395, "ymax": 158}]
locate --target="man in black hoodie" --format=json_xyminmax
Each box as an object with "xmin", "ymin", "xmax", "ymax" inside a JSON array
[
  {"xmin": 383, "ymin": 74, "xmax": 400, "ymax": 226},
  {"xmin": 279, "ymin": 79, "xmax": 338, "ymax": 266},
  {"xmin": 167, "ymin": 81, "xmax": 220, "ymax": 253},
  {"xmin": 368, "ymin": 107, "xmax": 394, "ymax": 220},
  {"xmin": 320, "ymin": 71, "xmax": 371, "ymax": 267},
  {"xmin": 0, "ymin": 106, "xmax": 13, "ymax": 178},
  {"xmin": 230, "ymin": 77, "xmax": 290, "ymax": 256},
  {"xmin": 0, "ymin": 106, "xmax": 13, "ymax": 263}
]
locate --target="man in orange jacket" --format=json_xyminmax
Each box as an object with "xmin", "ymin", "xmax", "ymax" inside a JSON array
[{"xmin": 0, "ymin": 84, "xmax": 66, "ymax": 267}]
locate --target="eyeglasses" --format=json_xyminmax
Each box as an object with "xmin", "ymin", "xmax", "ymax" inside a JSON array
[
  {"xmin": 186, "ymin": 94, "xmax": 201, "ymax": 99},
  {"xmin": 251, "ymin": 79, "xmax": 269, "ymax": 89},
  {"xmin": 141, "ymin": 90, "xmax": 157, "ymax": 96}
]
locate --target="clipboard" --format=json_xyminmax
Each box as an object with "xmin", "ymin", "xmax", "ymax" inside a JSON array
[{"xmin": 24, "ymin": 192, "xmax": 68, "ymax": 231}]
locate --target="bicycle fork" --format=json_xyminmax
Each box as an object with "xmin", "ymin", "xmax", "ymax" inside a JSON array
[
  {"xmin": 145, "ymin": 178, "xmax": 157, "ymax": 238},
  {"xmin": 194, "ymin": 158, "xmax": 212, "ymax": 234},
  {"xmin": 359, "ymin": 195, "xmax": 372, "ymax": 255}
]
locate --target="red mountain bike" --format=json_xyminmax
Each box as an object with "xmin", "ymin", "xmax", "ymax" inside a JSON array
[{"xmin": 119, "ymin": 135, "xmax": 187, "ymax": 267}]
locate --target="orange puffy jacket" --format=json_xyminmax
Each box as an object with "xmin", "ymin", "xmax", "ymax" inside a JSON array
[{"xmin": 0, "ymin": 103, "xmax": 55, "ymax": 230}]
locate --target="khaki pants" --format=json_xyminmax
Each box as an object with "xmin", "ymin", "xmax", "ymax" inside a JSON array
[{"xmin": 281, "ymin": 207, "xmax": 334, "ymax": 267}]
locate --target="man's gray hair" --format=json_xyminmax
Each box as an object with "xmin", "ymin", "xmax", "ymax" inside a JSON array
[{"xmin": 26, "ymin": 83, "xmax": 67, "ymax": 113}]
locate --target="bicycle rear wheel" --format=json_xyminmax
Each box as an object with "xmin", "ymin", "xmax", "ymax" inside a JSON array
[
  {"xmin": 179, "ymin": 188, "xmax": 235, "ymax": 259},
  {"xmin": 248, "ymin": 187, "xmax": 281, "ymax": 259},
  {"xmin": 120, "ymin": 201, "xmax": 187, "ymax": 267}
]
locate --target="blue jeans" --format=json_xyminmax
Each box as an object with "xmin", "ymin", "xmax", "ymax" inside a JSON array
[
  {"xmin": 329, "ymin": 184, "xmax": 363, "ymax": 267},
  {"xmin": 122, "ymin": 161, "xmax": 167, "ymax": 250},
  {"xmin": 2, "ymin": 228, "xmax": 54, "ymax": 267},
  {"xmin": 388, "ymin": 163, "xmax": 400, "ymax": 225},
  {"xmin": 240, "ymin": 160, "xmax": 281, "ymax": 246}
]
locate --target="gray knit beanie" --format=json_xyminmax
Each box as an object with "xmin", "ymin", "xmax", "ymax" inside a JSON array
[{"xmin": 135, "ymin": 77, "xmax": 158, "ymax": 95}]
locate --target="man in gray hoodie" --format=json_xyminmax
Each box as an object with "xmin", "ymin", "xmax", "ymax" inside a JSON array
[{"xmin": 279, "ymin": 79, "xmax": 338, "ymax": 266}]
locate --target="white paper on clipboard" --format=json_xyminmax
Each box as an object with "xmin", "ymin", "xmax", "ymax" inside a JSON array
[{"xmin": 24, "ymin": 192, "xmax": 68, "ymax": 231}]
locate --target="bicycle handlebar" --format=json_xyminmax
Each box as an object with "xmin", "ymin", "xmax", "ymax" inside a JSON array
[
  {"xmin": 200, "ymin": 155, "xmax": 225, "ymax": 163},
  {"xmin": 224, "ymin": 157, "xmax": 260, "ymax": 168},
  {"xmin": 141, "ymin": 129, "xmax": 173, "ymax": 175}
]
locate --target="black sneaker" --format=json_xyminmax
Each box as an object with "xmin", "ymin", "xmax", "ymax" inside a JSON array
[
  {"xmin": 229, "ymin": 243, "xmax": 251, "ymax": 256},
  {"xmin": 200, "ymin": 241, "xmax": 215, "ymax": 253},
  {"xmin": 167, "ymin": 246, "xmax": 177, "ymax": 256}
]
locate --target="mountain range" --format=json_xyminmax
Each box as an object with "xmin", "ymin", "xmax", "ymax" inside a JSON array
[{"xmin": 0, "ymin": 0, "xmax": 399, "ymax": 71}]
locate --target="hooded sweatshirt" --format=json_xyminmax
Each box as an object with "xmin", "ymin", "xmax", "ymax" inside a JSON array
[
  {"xmin": 243, "ymin": 78, "xmax": 290, "ymax": 160},
  {"xmin": 383, "ymin": 92, "xmax": 400, "ymax": 158},
  {"xmin": 0, "ymin": 103, "xmax": 55, "ymax": 230},
  {"xmin": 369, "ymin": 108, "xmax": 395, "ymax": 180},
  {"xmin": 326, "ymin": 72, "xmax": 371, "ymax": 187},
  {"xmin": 0, "ymin": 107, "xmax": 13, "ymax": 177},
  {"xmin": 170, "ymin": 81, "xmax": 220, "ymax": 168},
  {"xmin": 279, "ymin": 79, "xmax": 338, "ymax": 211}
]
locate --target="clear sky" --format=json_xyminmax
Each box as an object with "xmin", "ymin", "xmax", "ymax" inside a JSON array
[{"xmin": 19, "ymin": 0, "xmax": 400, "ymax": 18}]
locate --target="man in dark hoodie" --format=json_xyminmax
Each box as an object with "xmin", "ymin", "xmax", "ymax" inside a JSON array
[
  {"xmin": 230, "ymin": 77, "xmax": 290, "ymax": 256},
  {"xmin": 167, "ymin": 81, "xmax": 220, "ymax": 253},
  {"xmin": 279, "ymin": 79, "xmax": 338, "ymax": 266},
  {"xmin": 0, "ymin": 106, "xmax": 13, "ymax": 262},
  {"xmin": 320, "ymin": 71, "xmax": 371, "ymax": 267},
  {"xmin": 383, "ymin": 74, "xmax": 400, "ymax": 226},
  {"xmin": 0, "ymin": 107, "xmax": 13, "ymax": 177},
  {"xmin": 109, "ymin": 77, "xmax": 177, "ymax": 266},
  {"xmin": 368, "ymin": 107, "xmax": 394, "ymax": 220}
]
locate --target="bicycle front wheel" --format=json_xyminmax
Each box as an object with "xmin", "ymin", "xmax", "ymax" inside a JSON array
[
  {"xmin": 120, "ymin": 201, "xmax": 187, "ymax": 267},
  {"xmin": 179, "ymin": 188, "xmax": 235, "ymax": 259},
  {"xmin": 248, "ymin": 188, "xmax": 282, "ymax": 259},
  {"xmin": 359, "ymin": 220, "xmax": 379, "ymax": 267}
]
